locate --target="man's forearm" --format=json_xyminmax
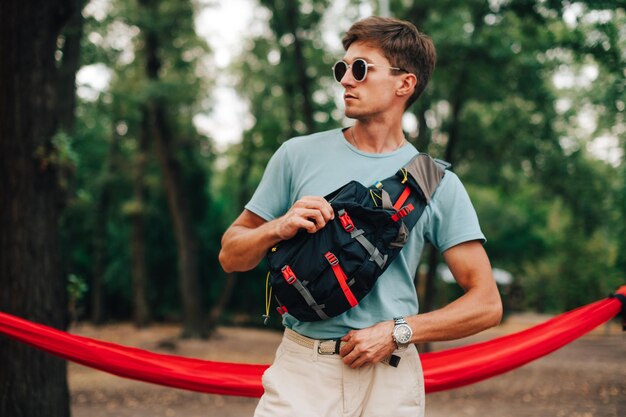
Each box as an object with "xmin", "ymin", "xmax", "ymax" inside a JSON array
[
  {"xmin": 402, "ymin": 240, "xmax": 502, "ymax": 343},
  {"xmin": 219, "ymin": 220, "xmax": 282, "ymax": 273},
  {"xmin": 406, "ymin": 285, "xmax": 502, "ymax": 343},
  {"xmin": 220, "ymin": 198, "xmax": 335, "ymax": 273}
]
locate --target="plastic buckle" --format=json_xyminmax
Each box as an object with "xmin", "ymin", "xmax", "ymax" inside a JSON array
[
  {"xmin": 281, "ymin": 265, "xmax": 296, "ymax": 284},
  {"xmin": 324, "ymin": 252, "xmax": 339, "ymax": 266},
  {"xmin": 392, "ymin": 204, "xmax": 415, "ymax": 222},
  {"xmin": 338, "ymin": 211, "xmax": 355, "ymax": 232},
  {"xmin": 398, "ymin": 203, "xmax": 414, "ymax": 218}
]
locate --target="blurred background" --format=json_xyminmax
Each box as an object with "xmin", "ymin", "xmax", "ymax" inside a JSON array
[
  {"xmin": 60, "ymin": 0, "xmax": 625, "ymax": 330},
  {"xmin": 1, "ymin": 0, "xmax": 625, "ymax": 415}
]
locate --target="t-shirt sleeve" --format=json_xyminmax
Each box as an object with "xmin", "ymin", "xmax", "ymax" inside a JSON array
[
  {"xmin": 424, "ymin": 171, "xmax": 486, "ymax": 253},
  {"xmin": 245, "ymin": 144, "xmax": 292, "ymax": 221}
]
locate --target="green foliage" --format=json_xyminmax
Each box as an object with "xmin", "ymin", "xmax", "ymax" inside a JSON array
[
  {"xmin": 60, "ymin": 0, "xmax": 625, "ymax": 325},
  {"xmin": 67, "ymin": 274, "xmax": 88, "ymax": 317},
  {"xmin": 62, "ymin": 0, "xmax": 224, "ymax": 322},
  {"xmin": 389, "ymin": 0, "xmax": 626, "ymax": 312}
]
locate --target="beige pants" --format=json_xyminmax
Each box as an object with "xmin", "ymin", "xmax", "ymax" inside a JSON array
[{"xmin": 254, "ymin": 330, "xmax": 425, "ymax": 417}]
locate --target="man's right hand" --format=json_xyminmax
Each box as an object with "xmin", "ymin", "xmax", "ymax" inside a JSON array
[
  {"xmin": 274, "ymin": 196, "xmax": 335, "ymax": 240},
  {"xmin": 219, "ymin": 196, "xmax": 334, "ymax": 273}
]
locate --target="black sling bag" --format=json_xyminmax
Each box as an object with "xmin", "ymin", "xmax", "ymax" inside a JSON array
[{"xmin": 266, "ymin": 154, "xmax": 449, "ymax": 322}]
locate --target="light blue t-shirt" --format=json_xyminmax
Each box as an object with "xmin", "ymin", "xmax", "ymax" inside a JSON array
[{"xmin": 245, "ymin": 128, "xmax": 485, "ymax": 339}]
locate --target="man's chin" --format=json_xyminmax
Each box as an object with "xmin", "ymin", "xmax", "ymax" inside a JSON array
[{"xmin": 344, "ymin": 109, "xmax": 361, "ymax": 119}]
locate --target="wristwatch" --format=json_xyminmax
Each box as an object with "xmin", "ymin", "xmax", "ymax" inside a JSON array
[{"xmin": 392, "ymin": 317, "xmax": 413, "ymax": 350}]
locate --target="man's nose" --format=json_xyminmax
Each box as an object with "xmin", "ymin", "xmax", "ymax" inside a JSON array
[{"xmin": 340, "ymin": 68, "xmax": 356, "ymax": 87}]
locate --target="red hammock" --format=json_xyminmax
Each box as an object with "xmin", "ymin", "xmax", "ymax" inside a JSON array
[{"xmin": 0, "ymin": 286, "xmax": 624, "ymax": 397}]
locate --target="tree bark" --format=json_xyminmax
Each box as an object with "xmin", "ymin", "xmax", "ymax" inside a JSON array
[
  {"xmin": 0, "ymin": 0, "xmax": 74, "ymax": 416},
  {"xmin": 138, "ymin": 0, "xmax": 206, "ymax": 338}
]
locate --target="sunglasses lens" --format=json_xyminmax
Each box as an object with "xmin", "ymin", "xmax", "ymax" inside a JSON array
[
  {"xmin": 352, "ymin": 59, "xmax": 367, "ymax": 81},
  {"xmin": 333, "ymin": 62, "xmax": 347, "ymax": 82}
]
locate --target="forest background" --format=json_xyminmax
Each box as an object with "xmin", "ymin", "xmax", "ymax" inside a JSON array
[{"xmin": 1, "ymin": 1, "xmax": 625, "ymax": 416}]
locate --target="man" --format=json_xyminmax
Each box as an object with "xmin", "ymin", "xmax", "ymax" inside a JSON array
[{"xmin": 219, "ymin": 16, "xmax": 502, "ymax": 417}]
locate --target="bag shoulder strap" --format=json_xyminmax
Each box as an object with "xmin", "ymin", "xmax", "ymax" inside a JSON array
[{"xmin": 402, "ymin": 154, "xmax": 449, "ymax": 203}]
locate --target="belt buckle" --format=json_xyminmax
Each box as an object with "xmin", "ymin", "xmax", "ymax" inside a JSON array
[{"xmin": 317, "ymin": 339, "xmax": 341, "ymax": 355}]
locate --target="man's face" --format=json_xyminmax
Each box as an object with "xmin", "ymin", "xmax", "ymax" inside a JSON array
[{"xmin": 339, "ymin": 41, "xmax": 404, "ymax": 120}]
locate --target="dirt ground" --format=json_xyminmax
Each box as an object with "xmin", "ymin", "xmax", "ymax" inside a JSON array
[{"xmin": 69, "ymin": 314, "xmax": 626, "ymax": 417}]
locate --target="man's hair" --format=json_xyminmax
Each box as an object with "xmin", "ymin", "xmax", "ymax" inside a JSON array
[{"xmin": 342, "ymin": 16, "xmax": 436, "ymax": 108}]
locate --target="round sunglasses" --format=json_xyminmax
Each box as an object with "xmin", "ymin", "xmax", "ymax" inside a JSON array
[{"xmin": 332, "ymin": 58, "xmax": 407, "ymax": 82}]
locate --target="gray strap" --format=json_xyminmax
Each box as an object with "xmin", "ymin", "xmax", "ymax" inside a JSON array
[
  {"xmin": 402, "ymin": 154, "xmax": 446, "ymax": 203},
  {"xmin": 389, "ymin": 223, "xmax": 409, "ymax": 248},
  {"xmin": 380, "ymin": 189, "xmax": 394, "ymax": 210},
  {"xmin": 337, "ymin": 209, "xmax": 388, "ymax": 269},
  {"xmin": 351, "ymin": 229, "xmax": 388, "ymax": 269},
  {"xmin": 291, "ymin": 278, "xmax": 329, "ymax": 320}
]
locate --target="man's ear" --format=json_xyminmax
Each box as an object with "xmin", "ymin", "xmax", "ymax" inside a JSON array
[{"xmin": 396, "ymin": 73, "xmax": 418, "ymax": 98}]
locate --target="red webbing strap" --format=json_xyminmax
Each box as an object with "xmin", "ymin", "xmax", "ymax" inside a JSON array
[
  {"xmin": 393, "ymin": 186, "xmax": 411, "ymax": 211},
  {"xmin": 324, "ymin": 252, "xmax": 358, "ymax": 307}
]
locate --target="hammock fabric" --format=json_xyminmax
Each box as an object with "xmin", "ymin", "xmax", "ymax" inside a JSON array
[{"xmin": 0, "ymin": 286, "xmax": 624, "ymax": 397}]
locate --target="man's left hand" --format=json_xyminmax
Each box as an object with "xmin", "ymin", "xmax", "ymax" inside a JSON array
[{"xmin": 339, "ymin": 321, "xmax": 397, "ymax": 368}]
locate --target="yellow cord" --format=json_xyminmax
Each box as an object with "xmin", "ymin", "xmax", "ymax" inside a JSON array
[
  {"xmin": 370, "ymin": 189, "xmax": 382, "ymax": 206},
  {"xmin": 264, "ymin": 272, "xmax": 272, "ymax": 324},
  {"xmin": 401, "ymin": 168, "xmax": 408, "ymax": 184}
]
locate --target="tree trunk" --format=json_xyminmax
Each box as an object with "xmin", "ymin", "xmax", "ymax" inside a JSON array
[
  {"xmin": 207, "ymin": 272, "xmax": 237, "ymax": 331},
  {"xmin": 206, "ymin": 134, "xmax": 258, "ymax": 331},
  {"xmin": 412, "ymin": 96, "xmax": 432, "ymax": 152},
  {"xmin": 91, "ymin": 127, "xmax": 121, "ymax": 325},
  {"xmin": 285, "ymin": 1, "xmax": 315, "ymax": 134},
  {"xmin": 444, "ymin": 96, "xmax": 464, "ymax": 164},
  {"xmin": 57, "ymin": 0, "xmax": 84, "ymax": 133},
  {"xmin": 139, "ymin": 0, "xmax": 206, "ymax": 338},
  {"xmin": 0, "ymin": 1, "xmax": 74, "ymax": 416},
  {"xmin": 131, "ymin": 111, "xmax": 152, "ymax": 327},
  {"xmin": 91, "ymin": 182, "xmax": 109, "ymax": 325},
  {"xmin": 149, "ymin": 102, "xmax": 205, "ymax": 337}
]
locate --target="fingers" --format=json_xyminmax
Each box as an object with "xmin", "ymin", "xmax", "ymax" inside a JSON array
[
  {"xmin": 293, "ymin": 196, "xmax": 334, "ymax": 223},
  {"xmin": 289, "ymin": 207, "xmax": 328, "ymax": 233},
  {"xmin": 341, "ymin": 343, "xmax": 380, "ymax": 369},
  {"xmin": 340, "ymin": 332, "xmax": 373, "ymax": 369},
  {"xmin": 339, "ymin": 326, "xmax": 395, "ymax": 369},
  {"xmin": 276, "ymin": 196, "xmax": 335, "ymax": 240}
]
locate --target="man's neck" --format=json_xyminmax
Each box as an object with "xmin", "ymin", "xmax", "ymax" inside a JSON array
[{"xmin": 349, "ymin": 117, "xmax": 406, "ymax": 154}]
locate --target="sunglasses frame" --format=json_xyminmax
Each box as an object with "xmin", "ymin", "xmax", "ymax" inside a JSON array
[{"xmin": 332, "ymin": 58, "xmax": 407, "ymax": 82}]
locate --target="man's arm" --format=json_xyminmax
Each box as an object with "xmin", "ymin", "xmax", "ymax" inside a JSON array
[
  {"xmin": 219, "ymin": 197, "xmax": 335, "ymax": 273},
  {"xmin": 340, "ymin": 240, "xmax": 502, "ymax": 368}
]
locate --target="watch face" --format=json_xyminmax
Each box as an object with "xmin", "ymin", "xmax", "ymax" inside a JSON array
[{"xmin": 394, "ymin": 324, "xmax": 412, "ymax": 344}]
